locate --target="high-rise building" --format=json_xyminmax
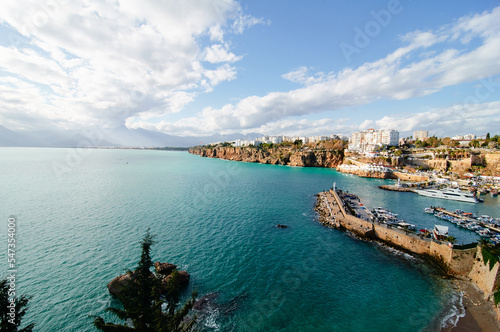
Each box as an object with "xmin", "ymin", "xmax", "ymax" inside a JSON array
[
  {"xmin": 349, "ymin": 129, "xmax": 399, "ymax": 151},
  {"xmin": 413, "ymin": 130, "xmax": 429, "ymax": 141}
]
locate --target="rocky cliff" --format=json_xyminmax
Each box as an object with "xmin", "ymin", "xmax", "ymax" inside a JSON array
[{"xmin": 189, "ymin": 146, "xmax": 344, "ymax": 168}]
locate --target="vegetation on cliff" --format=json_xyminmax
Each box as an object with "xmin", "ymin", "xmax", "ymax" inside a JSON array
[{"xmin": 189, "ymin": 139, "xmax": 346, "ymax": 168}]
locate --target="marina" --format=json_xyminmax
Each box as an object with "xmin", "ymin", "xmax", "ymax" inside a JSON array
[
  {"xmin": 425, "ymin": 206, "xmax": 500, "ymax": 245},
  {"xmin": 315, "ymin": 185, "xmax": 500, "ymax": 330}
]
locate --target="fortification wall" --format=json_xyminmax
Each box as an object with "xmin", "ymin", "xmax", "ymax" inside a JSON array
[
  {"xmin": 448, "ymin": 159, "xmax": 472, "ymax": 173},
  {"xmin": 331, "ymin": 190, "xmax": 451, "ymax": 261},
  {"xmin": 326, "ymin": 190, "xmax": 500, "ymax": 294},
  {"xmin": 373, "ymin": 224, "xmax": 433, "ymax": 255},
  {"xmin": 485, "ymin": 153, "xmax": 500, "ymax": 164},
  {"xmin": 424, "ymin": 159, "xmax": 448, "ymax": 172},
  {"xmin": 450, "ymin": 247, "xmax": 478, "ymax": 276},
  {"xmin": 469, "ymin": 248, "xmax": 500, "ymax": 294}
]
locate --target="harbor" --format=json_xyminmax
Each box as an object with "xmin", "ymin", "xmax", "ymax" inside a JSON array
[
  {"xmin": 425, "ymin": 206, "xmax": 500, "ymax": 244},
  {"xmin": 315, "ymin": 185, "xmax": 500, "ymax": 328}
]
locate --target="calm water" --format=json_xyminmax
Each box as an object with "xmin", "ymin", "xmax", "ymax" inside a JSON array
[{"xmin": 1, "ymin": 148, "xmax": 499, "ymax": 331}]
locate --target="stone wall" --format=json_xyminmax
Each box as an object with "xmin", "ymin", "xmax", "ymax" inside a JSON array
[
  {"xmin": 485, "ymin": 153, "xmax": 500, "ymax": 164},
  {"xmin": 450, "ymin": 247, "xmax": 478, "ymax": 276},
  {"xmin": 448, "ymin": 159, "xmax": 472, "ymax": 173},
  {"xmin": 485, "ymin": 153, "xmax": 500, "ymax": 174},
  {"xmin": 330, "ymin": 190, "xmax": 452, "ymax": 262},
  {"xmin": 324, "ymin": 189, "xmax": 500, "ymax": 309},
  {"xmin": 373, "ymin": 224, "xmax": 435, "ymax": 255},
  {"xmin": 469, "ymin": 248, "xmax": 500, "ymax": 294}
]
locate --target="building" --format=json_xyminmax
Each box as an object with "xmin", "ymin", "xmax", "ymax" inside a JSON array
[
  {"xmin": 348, "ymin": 129, "xmax": 399, "ymax": 151},
  {"xmin": 452, "ymin": 134, "xmax": 476, "ymax": 140},
  {"xmin": 308, "ymin": 135, "xmax": 330, "ymax": 143},
  {"xmin": 413, "ymin": 130, "xmax": 429, "ymax": 141}
]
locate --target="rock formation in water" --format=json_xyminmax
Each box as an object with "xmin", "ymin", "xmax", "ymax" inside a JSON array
[
  {"xmin": 107, "ymin": 261, "xmax": 190, "ymax": 300},
  {"xmin": 188, "ymin": 146, "xmax": 344, "ymax": 168}
]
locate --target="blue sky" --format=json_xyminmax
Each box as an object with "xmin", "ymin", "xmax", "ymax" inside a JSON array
[{"xmin": 1, "ymin": 0, "xmax": 500, "ymax": 140}]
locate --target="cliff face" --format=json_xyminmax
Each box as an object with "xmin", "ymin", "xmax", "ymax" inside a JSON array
[{"xmin": 189, "ymin": 146, "xmax": 344, "ymax": 168}]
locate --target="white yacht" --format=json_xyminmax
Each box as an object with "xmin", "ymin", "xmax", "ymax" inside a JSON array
[{"xmin": 413, "ymin": 188, "xmax": 479, "ymax": 203}]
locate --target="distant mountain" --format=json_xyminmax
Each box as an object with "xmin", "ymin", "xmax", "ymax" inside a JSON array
[
  {"xmin": 0, "ymin": 125, "xmax": 116, "ymax": 147},
  {"xmin": 0, "ymin": 125, "xmax": 261, "ymax": 148}
]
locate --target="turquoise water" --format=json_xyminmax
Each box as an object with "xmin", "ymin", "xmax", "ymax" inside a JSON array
[{"xmin": 1, "ymin": 148, "xmax": 498, "ymax": 331}]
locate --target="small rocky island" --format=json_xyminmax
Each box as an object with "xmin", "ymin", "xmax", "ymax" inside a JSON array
[{"xmin": 108, "ymin": 261, "xmax": 190, "ymax": 301}]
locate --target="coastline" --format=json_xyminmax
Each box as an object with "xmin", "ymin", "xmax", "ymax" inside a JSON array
[{"xmin": 444, "ymin": 278, "xmax": 500, "ymax": 332}]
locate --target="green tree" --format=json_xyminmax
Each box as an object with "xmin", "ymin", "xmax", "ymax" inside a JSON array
[
  {"xmin": 0, "ymin": 279, "xmax": 34, "ymax": 332},
  {"xmin": 93, "ymin": 229, "xmax": 196, "ymax": 332},
  {"xmin": 469, "ymin": 140, "xmax": 480, "ymax": 148},
  {"xmin": 415, "ymin": 139, "xmax": 425, "ymax": 148},
  {"xmin": 445, "ymin": 236, "xmax": 457, "ymax": 244}
]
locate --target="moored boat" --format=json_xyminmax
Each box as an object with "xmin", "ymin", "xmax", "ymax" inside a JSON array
[{"xmin": 413, "ymin": 187, "xmax": 479, "ymax": 203}]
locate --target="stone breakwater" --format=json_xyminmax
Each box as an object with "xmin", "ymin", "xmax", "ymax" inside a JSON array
[
  {"xmin": 189, "ymin": 146, "xmax": 344, "ymax": 167},
  {"xmin": 315, "ymin": 189, "xmax": 500, "ymax": 299}
]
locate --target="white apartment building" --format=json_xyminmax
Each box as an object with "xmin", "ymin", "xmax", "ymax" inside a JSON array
[
  {"xmin": 348, "ymin": 129, "xmax": 399, "ymax": 151},
  {"xmin": 452, "ymin": 134, "xmax": 476, "ymax": 140},
  {"xmin": 233, "ymin": 139, "xmax": 261, "ymax": 147},
  {"xmin": 413, "ymin": 130, "xmax": 429, "ymax": 141}
]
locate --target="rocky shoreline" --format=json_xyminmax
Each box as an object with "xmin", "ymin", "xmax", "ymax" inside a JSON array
[
  {"xmin": 378, "ymin": 184, "xmax": 414, "ymax": 192},
  {"xmin": 188, "ymin": 146, "xmax": 344, "ymax": 167}
]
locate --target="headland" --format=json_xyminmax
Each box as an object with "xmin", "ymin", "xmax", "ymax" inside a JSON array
[{"xmin": 188, "ymin": 145, "xmax": 344, "ymax": 167}]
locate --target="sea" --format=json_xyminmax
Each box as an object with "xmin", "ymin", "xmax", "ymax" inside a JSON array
[{"xmin": 1, "ymin": 147, "xmax": 499, "ymax": 331}]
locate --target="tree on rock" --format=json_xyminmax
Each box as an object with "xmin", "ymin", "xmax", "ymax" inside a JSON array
[{"xmin": 93, "ymin": 229, "xmax": 196, "ymax": 331}]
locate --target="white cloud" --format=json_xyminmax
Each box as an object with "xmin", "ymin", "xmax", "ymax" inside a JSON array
[
  {"xmin": 151, "ymin": 5, "xmax": 500, "ymax": 136},
  {"xmin": 1, "ymin": 2, "xmax": 500, "ymax": 140},
  {"xmin": 241, "ymin": 117, "xmax": 352, "ymax": 136},
  {"xmin": 204, "ymin": 64, "xmax": 238, "ymax": 88},
  {"xmin": 281, "ymin": 67, "xmax": 327, "ymax": 86},
  {"xmin": 232, "ymin": 14, "xmax": 270, "ymax": 34},
  {"xmin": 203, "ymin": 44, "xmax": 242, "ymax": 63},
  {"xmin": 0, "ymin": 0, "xmax": 257, "ymax": 131},
  {"xmin": 374, "ymin": 101, "xmax": 500, "ymax": 137}
]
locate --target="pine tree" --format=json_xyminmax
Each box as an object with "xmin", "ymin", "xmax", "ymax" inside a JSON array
[
  {"xmin": 93, "ymin": 229, "xmax": 196, "ymax": 331},
  {"xmin": 0, "ymin": 279, "xmax": 34, "ymax": 332}
]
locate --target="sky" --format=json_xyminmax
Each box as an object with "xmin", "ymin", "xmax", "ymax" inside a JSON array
[{"xmin": 1, "ymin": 0, "xmax": 500, "ymax": 140}]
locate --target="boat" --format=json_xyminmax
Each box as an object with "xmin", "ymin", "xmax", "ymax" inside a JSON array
[
  {"xmin": 491, "ymin": 189, "xmax": 498, "ymax": 197},
  {"xmin": 413, "ymin": 187, "xmax": 479, "ymax": 203},
  {"xmin": 424, "ymin": 207, "xmax": 434, "ymax": 214},
  {"xmin": 477, "ymin": 228, "xmax": 492, "ymax": 237},
  {"xmin": 432, "ymin": 225, "xmax": 449, "ymax": 241}
]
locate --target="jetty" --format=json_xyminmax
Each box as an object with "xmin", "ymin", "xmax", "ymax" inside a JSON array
[
  {"xmin": 315, "ymin": 187, "xmax": 500, "ymax": 306},
  {"xmin": 378, "ymin": 184, "xmax": 414, "ymax": 192}
]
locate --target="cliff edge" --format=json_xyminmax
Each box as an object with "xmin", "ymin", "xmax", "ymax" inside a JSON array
[{"xmin": 188, "ymin": 145, "xmax": 344, "ymax": 168}]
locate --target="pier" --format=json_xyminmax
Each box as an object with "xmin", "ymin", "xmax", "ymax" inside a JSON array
[{"xmin": 315, "ymin": 187, "xmax": 500, "ymax": 297}]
